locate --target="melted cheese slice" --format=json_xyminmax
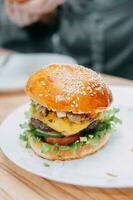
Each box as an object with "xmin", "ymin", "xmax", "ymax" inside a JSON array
[{"xmin": 31, "ymin": 109, "xmax": 102, "ymax": 136}]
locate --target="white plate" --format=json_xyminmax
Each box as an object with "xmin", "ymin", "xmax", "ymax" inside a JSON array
[
  {"xmin": 0, "ymin": 53, "xmax": 77, "ymax": 92},
  {"xmin": 0, "ymin": 86, "xmax": 133, "ymax": 188}
]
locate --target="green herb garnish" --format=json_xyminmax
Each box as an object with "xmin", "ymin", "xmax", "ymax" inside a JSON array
[{"xmin": 43, "ymin": 163, "xmax": 50, "ymax": 167}]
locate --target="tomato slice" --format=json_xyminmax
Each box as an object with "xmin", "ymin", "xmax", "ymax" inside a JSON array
[{"xmin": 44, "ymin": 134, "xmax": 80, "ymax": 145}]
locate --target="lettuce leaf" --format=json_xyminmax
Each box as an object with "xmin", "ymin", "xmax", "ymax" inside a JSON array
[
  {"xmin": 19, "ymin": 122, "xmax": 29, "ymax": 129},
  {"xmin": 19, "ymin": 130, "xmax": 31, "ymax": 148},
  {"xmin": 19, "ymin": 107, "xmax": 122, "ymax": 154}
]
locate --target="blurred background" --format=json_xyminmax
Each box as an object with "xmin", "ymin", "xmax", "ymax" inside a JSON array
[{"xmin": 0, "ymin": 0, "xmax": 133, "ymax": 92}]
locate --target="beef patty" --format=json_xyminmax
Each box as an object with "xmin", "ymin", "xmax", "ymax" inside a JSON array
[{"xmin": 30, "ymin": 118, "xmax": 99, "ymax": 135}]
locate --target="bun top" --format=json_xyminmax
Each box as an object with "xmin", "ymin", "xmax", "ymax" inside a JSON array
[{"xmin": 26, "ymin": 64, "xmax": 112, "ymax": 114}]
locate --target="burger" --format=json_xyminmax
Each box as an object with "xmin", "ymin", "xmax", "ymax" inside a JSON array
[{"xmin": 20, "ymin": 63, "xmax": 121, "ymax": 160}]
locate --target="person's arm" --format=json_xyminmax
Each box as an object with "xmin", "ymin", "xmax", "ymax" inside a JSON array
[{"xmin": 4, "ymin": 0, "xmax": 64, "ymax": 27}]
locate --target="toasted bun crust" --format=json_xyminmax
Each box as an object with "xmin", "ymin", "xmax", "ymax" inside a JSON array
[
  {"xmin": 28, "ymin": 133, "xmax": 110, "ymax": 161},
  {"xmin": 26, "ymin": 64, "xmax": 112, "ymax": 114}
]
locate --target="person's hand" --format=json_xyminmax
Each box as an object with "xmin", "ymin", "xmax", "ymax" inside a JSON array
[{"xmin": 5, "ymin": 0, "xmax": 64, "ymax": 27}]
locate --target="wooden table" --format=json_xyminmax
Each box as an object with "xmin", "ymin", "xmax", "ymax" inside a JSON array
[{"xmin": 0, "ymin": 54, "xmax": 133, "ymax": 200}]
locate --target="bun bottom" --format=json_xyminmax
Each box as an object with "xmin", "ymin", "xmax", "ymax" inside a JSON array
[{"xmin": 28, "ymin": 133, "xmax": 110, "ymax": 161}]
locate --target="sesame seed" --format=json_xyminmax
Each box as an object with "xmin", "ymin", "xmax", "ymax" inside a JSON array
[
  {"xmin": 95, "ymin": 87, "xmax": 101, "ymax": 91},
  {"xmin": 41, "ymin": 81, "xmax": 46, "ymax": 86},
  {"xmin": 71, "ymin": 104, "xmax": 74, "ymax": 107},
  {"xmin": 73, "ymin": 100, "xmax": 76, "ymax": 104},
  {"xmin": 44, "ymin": 64, "xmax": 105, "ymax": 99},
  {"xmin": 56, "ymin": 95, "xmax": 65, "ymax": 102},
  {"xmin": 82, "ymin": 91, "xmax": 86, "ymax": 95}
]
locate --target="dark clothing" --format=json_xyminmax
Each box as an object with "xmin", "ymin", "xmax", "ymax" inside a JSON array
[
  {"xmin": 54, "ymin": 0, "xmax": 133, "ymax": 79},
  {"xmin": 1, "ymin": 1, "xmax": 133, "ymax": 79}
]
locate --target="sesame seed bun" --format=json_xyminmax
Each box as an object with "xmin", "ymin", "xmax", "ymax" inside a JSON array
[
  {"xmin": 28, "ymin": 133, "xmax": 110, "ymax": 161},
  {"xmin": 26, "ymin": 64, "xmax": 112, "ymax": 114}
]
